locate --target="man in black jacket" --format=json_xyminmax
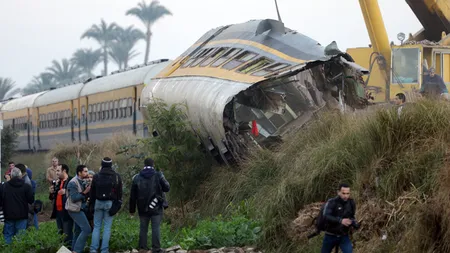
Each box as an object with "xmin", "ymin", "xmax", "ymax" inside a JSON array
[
  {"xmin": 321, "ymin": 183, "xmax": 357, "ymax": 253},
  {"xmin": 49, "ymin": 164, "xmax": 73, "ymax": 248},
  {"xmin": 0, "ymin": 168, "xmax": 34, "ymax": 244},
  {"xmin": 89, "ymin": 157, "xmax": 123, "ymax": 253},
  {"xmin": 130, "ymin": 158, "xmax": 170, "ymax": 253}
]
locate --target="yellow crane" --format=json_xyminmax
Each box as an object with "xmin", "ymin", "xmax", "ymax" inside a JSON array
[{"xmin": 347, "ymin": 0, "xmax": 450, "ymax": 103}]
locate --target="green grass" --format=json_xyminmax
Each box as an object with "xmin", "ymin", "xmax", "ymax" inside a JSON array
[{"xmin": 0, "ymin": 213, "xmax": 260, "ymax": 253}]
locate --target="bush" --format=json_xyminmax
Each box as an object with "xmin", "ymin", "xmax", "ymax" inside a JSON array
[{"xmin": 1, "ymin": 125, "xmax": 18, "ymax": 169}]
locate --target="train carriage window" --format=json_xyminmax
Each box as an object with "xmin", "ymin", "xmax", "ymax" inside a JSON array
[
  {"xmin": 222, "ymin": 51, "xmax": 257, "ymax": 70},
  {"xmin": 211, "ymin": 48, "xmax": 242, "ymax": 67},
  {"xmin": 101, "ymin": 102, "xmax": 105, "ymax": 121},
  {"xmin": 97, "ymin": 103, "xmax": 101, "ymax": 121},
  {"xmin": 67, "ymin": 110, "xmax": 71, "ymax": 126},
  {"xmin": 190, "ymin": 48, "xmax": 215, "ymax": 67},
  {"xmin": 122, "ymin": 99, "xmax": 127, "ymax": 118},
  {"xmin": 93, "ymin": 104, "xmax": 97, "ymax": 122},
  {"xmin": 181, "ymin": 49, "xmax": 208, "ymax": 68},
  {"xmin": 200, "ymin": 48, "xmax": 228, "ymax": 67},
  {"xmin": 81, "ymin": 106, "xmax": 86, "ymax": 124},
  {"xmin": 59, "ymin": 111, "xmax": 62, "ymax": 127},
  {"xmin": 73, "ymin": 108, "xmax": 78, "ymax": 126},
  {"xmin": 64, "ymin": 110, "xmax": 69, "ymax": 126},
  {"xmin": 252, "ymin": 63, "xmax": 290, "ymax": 76},
  {"xmin": 109, "ymin": 101, "xmax": 114, "ymax": 119},
  {"xmin": 88, "ymin": 105, "xmax": 92, "ymax": 122},
  {"xmin": 53, "ymin": 112, "xmax": 57, "ymax": 128},
  {"xmin": 105, "ymin": 102, "xmax": 110, "ymax": 120},
  {"xmin": 114, "ymin": 100, "xmax": 119, "ymax": 119},
  {"xmin": 237, "ymin": 57, "xmax": 274, "ymax": 74},
  {"xmin": 128, "ymin": 98, "xmax": 133, "ymax": 117}
]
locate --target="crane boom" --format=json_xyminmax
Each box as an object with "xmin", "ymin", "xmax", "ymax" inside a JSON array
[
  {"xmin": 358, "ymin": 0, "xmax": 391, "ymax": 101},
  {"xmin": 405, "ymin": 0, "xmax": 450, "ymax": 42}
]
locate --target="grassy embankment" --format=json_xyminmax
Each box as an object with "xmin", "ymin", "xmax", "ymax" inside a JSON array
[{"xmin": 6, "ymin": 99, "xmax": 450, "ymax": 252}]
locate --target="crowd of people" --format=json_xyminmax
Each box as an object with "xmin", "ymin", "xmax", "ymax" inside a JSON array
[{"xmin": 0, "ymin": 157, "xmax": 170, "ymax": 253}]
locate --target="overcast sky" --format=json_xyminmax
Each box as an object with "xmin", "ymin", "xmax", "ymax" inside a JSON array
[{"xmin": 0, "ymin": 0, "xmax": 422, "ymax": 88}]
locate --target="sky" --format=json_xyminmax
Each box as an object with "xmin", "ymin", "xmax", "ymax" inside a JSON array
[{"xmin": 0, "ymin": 0, "xmax": 422, "ymax": 89}]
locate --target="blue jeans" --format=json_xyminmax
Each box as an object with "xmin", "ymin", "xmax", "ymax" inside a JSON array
[
  {"xmin": 33, "ymin": 213, "xmax": 39, "ymax": 230},
  {"xmin": 69, "ymin": 210, "xmax": 92, "ymax": 253},
  {"xmin": 3, "ymin": 219, "xmax": 28, "ymax": 244},
  {"xmin": 90, "ymin": 200, "xmax": 114, "ymax": 253},
  {"xmin": 321, "ymin": 234, "xmax": 353, "ymax": 253}
]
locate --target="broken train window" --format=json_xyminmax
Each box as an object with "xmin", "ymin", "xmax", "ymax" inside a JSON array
[
  {"xmin": 237, "ymin": 57, "xmax": 274, "ymax": 74},
  {"xmin": 211, "ymin": 48, "xmax": 242, "ymax": 67},
  {"xmin": 201, "ymin": 48, "xmax": 228, "ymax": 67},
  {"xmin": 223, "ymin": 51, "xmax": 258, "ymax": 70},
  {"xmin": 190, "ymin": 48, "xmax": 216, "ymax": 67},
  {"xmin": 252, "ymin": 63, "xmax": 290, "ymax": 76},
  {"xmin": 181, "ymin": 48, "xmax": 209, "ymax": 68}
]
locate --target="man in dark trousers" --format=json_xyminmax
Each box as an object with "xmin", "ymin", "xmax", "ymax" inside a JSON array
[
  {"xmin": 89, "ymin": 157, "xmax": 123, "ymax": 253},
  {"xmin": 0, "ymin": 168, "xmax": 35, "ymax": 244},
  {"xmin": 130, "ymin": 158, "xmax": 170, "ymax": 253},
  {"xmin": 321, "ymin": 183, "xmax": 358, "ymax": 253},
  {"xmin": 49, "ymin": 164, "xmax": 73, "ymax": 248}
]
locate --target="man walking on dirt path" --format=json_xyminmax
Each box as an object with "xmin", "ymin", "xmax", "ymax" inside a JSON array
[
  {"xmin": 129, "ymin": 158, "xmax": 170, "ymax": 253},
  {"xmin": 321, "ymin": 183, "xmax": 358, "ymax": 253}
]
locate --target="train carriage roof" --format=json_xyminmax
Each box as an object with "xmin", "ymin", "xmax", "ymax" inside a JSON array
[
  {"xmin": 34, "ymin": 82, "xmax": 84, "ymax": 107},
  {"xmin": 2, "ymin": 91, "xmax": 47, "ymax": 112},
  {"xmin": 80, "ymin": 60, "xmax": 172, "ymax": 97}
]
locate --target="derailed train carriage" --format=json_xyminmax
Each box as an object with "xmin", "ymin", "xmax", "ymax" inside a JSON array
[
  {"xmin": 1, "ymin": 19, "xmax": 368, "ymax": 164},
  {"xmin": 141, "ymin": 19, "xmax": 369, "ymax": 163}
]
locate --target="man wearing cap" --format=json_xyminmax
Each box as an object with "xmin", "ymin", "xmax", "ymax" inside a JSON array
[
  {"xmin": 129, "ymin": 158, "xmax": 170, "ymax": 253},
  {"xmin": 89, "ymin": 157, "xmax": 123, "ymax": 253}
]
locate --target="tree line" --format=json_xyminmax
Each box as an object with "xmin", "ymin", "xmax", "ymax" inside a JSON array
[{"xmin": 0, "ymin": 0, "xmax": 171, "ymax": 100}]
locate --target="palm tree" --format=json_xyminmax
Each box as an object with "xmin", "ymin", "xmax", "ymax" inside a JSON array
[
  {"xmin": 71, "ymin": 48, "xmax": 102, "ymax": 78},
  {"xmin": 81, "ymin": 19, "xmax": 119, "ymax": 75},
  {"xmin": 109, "ymin": 25, "xmax": 145, "ymax": 69},
  {"xmin": 0, "ymin": 77, "xmax": 20, "ymax": 100},
  {"xmin": 22, "ymin": 73, "xmax": 56, "ymax": 95},
  {"xmin": 46, "ymin": 59, "xmax": 81, "ymax": 86},
  {"xmin": 126, "ymin": 0, "xmax": 172, "ymax": 64}
]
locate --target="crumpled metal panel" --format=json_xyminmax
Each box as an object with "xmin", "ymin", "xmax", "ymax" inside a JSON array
[{"xmin": 141, "ymin": 76, "xmax": 251, "ymax": 153}]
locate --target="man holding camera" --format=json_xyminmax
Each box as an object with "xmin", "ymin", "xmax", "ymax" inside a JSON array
[
  {"xmin": 49, "ymin": 164, "xmax": 73, "ymax": 249},
  {"xmin": 321, "ymin": 183, "xmax": 358, "ymax": 253}
]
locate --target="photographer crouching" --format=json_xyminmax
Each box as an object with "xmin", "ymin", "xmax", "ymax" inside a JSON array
[{"xmin": 321, "ymin": 183, "xmax": 359, "ymax": 253}]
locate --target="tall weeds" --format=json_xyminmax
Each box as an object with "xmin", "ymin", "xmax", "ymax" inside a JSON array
[{"xmin": 200, "ymin": 99, "xmax": 450, "ymax": 252}]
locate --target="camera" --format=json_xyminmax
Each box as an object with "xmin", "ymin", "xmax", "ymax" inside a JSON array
[
  {"xmin": 351, "ymin": 219, "xmax": 360, "ymax": 229},
  {"xmin": 52, "ymin": 180, "xmax": 57, "ymax": 190}
]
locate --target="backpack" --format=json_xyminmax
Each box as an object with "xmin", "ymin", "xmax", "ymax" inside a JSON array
[
  {"xmin": 95, "ymin": 172, "xmax": 119, "ymax": 200},
  {"xmin": 137, "ymin": 172, "xmax": 163, "ymax": 216}
]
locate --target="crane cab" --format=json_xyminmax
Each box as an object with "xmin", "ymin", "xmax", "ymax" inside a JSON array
[{"xmin": 347, "ymin": 44, "xmax": 450, "ymax": 103}]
